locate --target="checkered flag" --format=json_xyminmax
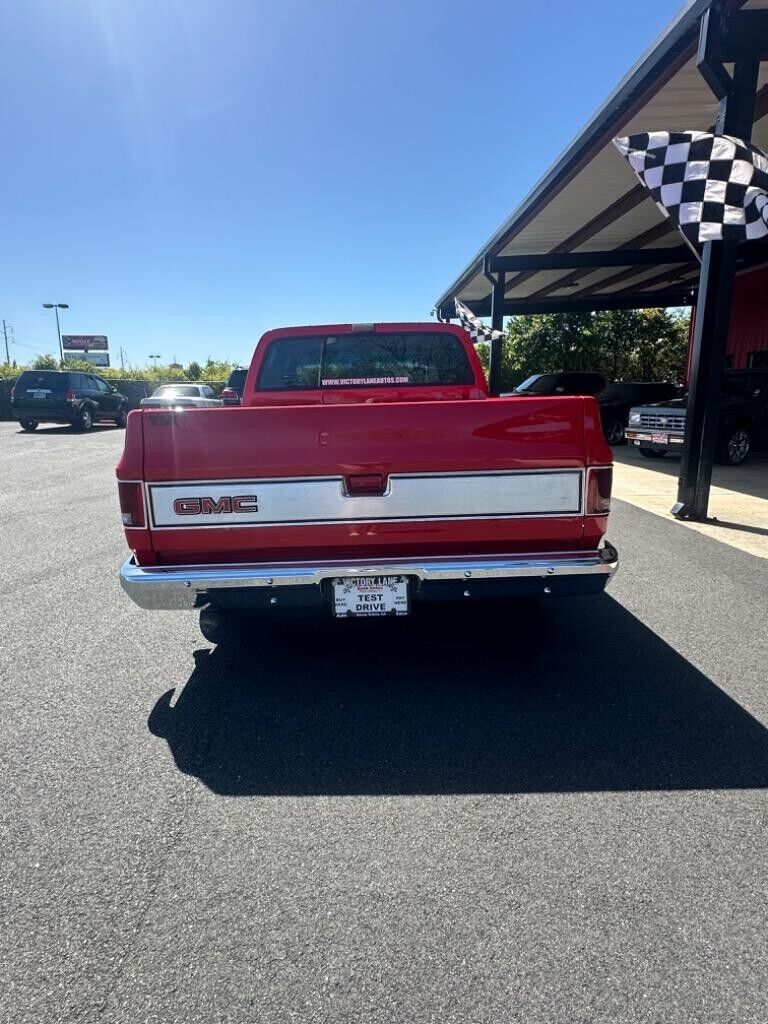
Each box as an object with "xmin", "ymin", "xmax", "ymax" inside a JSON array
[
  {"xmin": 613, "ymin": 131, "xmax": 768, "ymax": 244},
  {"xmin": 454, "ymin": 297, "xmax": 503, "ymax": 344}
]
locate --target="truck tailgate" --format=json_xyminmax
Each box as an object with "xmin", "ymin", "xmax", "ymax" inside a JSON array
[{"xmin": 127, "ymin": 397, "xmax": 607, "ymax": 564}]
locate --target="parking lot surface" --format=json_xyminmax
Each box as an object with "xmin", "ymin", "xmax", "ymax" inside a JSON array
[
  {"xmin": 613, "ymin": 447, "xmax": 768, "ymax": 560},
  {"xmin": 2, "ymin": 420, "xmax": 768, "ymax": 1023}
]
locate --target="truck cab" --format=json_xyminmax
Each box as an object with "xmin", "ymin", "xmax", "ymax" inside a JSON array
[{"xmin": 241, "ymin": 323, "xmax": 488, "ymax": 406}]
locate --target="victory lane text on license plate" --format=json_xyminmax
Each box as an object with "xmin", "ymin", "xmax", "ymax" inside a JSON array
[{"xmin": 333, "ymin": 576, "xmax": 409, "ymax": 617}]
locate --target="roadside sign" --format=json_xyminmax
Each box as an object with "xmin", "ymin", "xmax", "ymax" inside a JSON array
[
  {"xmin": 64, "ymin": 351, "xmax": 110, "ymax": 367},
  {"xmin": 62, "ymin": 335, "xmax": 108, "ymax": 351}
]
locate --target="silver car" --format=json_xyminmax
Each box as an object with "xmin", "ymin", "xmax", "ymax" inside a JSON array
[{"xmin": 140, "ymin": 384, "xmax": 222, "ymax": 409}]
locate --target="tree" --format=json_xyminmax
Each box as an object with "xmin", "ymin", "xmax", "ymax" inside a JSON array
[
  {"xmin": 187, "ymin": 361, "xmax": 202, "ymax": 380},
  {"xmin": 58, "ymin": 357, "xmax": 97, "ymax": 371},
  {"xmin": 32, "ymin": 354, "xmax": 60, "ymax": 370},
  {"xmin": 477, "ymin": 308, "xmax": 690, "ymax": 391},
  {"xmin": 201, "ymin": 357, "xmax": 236, "ymax": 380}
]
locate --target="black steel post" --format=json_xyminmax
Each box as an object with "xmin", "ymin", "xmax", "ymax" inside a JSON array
[
  {"xmin": 673, "ymin": 53, "xmax": 760, "ymax": 520},
  {"xmin": 488, "ymin": 270, "xmax": 505, "ymax": 396},
  {"xmin": 673, "ymin": 242, "xmax": 738, "ymax": 518}
]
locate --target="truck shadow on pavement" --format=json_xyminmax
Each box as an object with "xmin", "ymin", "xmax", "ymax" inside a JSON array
[{"xmin": 148, "ymin": 595, "xmax": 768, "ymax": 796}]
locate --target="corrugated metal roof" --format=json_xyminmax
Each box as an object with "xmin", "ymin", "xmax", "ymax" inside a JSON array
[{"xmin": 435, "ymin": 0, "xmax": 768, "ymax": 316}]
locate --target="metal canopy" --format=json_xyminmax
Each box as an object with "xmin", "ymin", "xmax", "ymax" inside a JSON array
[{"xmin": 434, "ymin": 0, "xmax": 768, "ymax": 320}]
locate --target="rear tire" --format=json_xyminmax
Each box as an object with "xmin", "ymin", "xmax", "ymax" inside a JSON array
[
  {"xmin": 716, "ymin": 426, "xmax": 751, "ymax": 466},
  {"xmin": 114, "ymin": 409, "xmax": 127, "ymax": 428},
  {"xmin": 19, "ymin": 418, "xmax": 38, "ymax": 432},
  {"xmin": 604, "ymin": 418, "xmax": 626, "ymax": 445},
  {"xmin": 639, "ymin": 448, "xmax": 666, "ymax": 459},
  {"xmin": 76, "ymin": 406, "xmax": 94, "ymax": 432},
  {"xmin": 199, "ymin": 608, "xmax": 240, "ymax": 645}
]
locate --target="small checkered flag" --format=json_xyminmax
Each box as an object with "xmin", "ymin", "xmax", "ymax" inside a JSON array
[
  {"xmin": 454, "ymin": 297, "xmax": 503, "ymax": 344},
  {"xmin": 613, "ymin": 131, "xmax": 768, "ymax": 244}
]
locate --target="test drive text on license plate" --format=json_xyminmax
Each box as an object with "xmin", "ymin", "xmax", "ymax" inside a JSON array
[{"xmin": 333, "ymin": 576, "xmax": 409, "ymax": 617}]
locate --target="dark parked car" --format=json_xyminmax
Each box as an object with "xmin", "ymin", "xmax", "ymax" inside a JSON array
[
  {"xmin": 221, "ymin": 366, "xmax": 247, "ymax": 406},
  {"xmin": 626, "ymin": 369, "xmax": 768, "ymax": 465},
  {"xmin": 597, "ymin": 381, "xmax": 679, "ymax": 445},
  {"xmin": 11, "ymin": 370, "xmax": 129, "ymax": 432},
  {"xmin": 509, "ymin": 371, "xmax": 607, "ymax": 397}
]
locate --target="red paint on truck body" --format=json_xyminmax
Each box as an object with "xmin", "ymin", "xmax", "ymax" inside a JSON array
[{"xmin": 116, "ymin": 323, "xmax": 612, "ymax": 567}]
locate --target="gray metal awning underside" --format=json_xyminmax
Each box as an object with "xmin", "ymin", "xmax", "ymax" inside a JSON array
[{"xmin": 434, "ymin": 0, "xmax": 768, "ymax": 319}]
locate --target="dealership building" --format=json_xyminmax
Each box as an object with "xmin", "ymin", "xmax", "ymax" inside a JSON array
[{"xmin": 435, "ymin": 0, "xmax": 768, "ymax": 519}]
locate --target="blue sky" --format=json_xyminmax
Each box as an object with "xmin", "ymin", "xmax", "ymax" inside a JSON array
[{"xmin": 3, "ymin": 0, "xmax": 684, "ymax": 368}]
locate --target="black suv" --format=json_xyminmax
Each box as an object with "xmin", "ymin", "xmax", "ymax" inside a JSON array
[
  {"xmin": 510, "ymin": 371, "xmax": 607, "ymax": 397},
  {"xmin": 509, "ymin": 374, "xmax": 679, "ymax": 446},
  {"xmin": 12, "ymin": 370, "xmax": 129, "ymax": 432},
  {"xmin": 221, "ymin": 367, "xmax": 248, "ymax": 406}
]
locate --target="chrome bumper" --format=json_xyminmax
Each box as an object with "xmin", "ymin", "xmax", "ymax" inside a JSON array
[{"xmin": 120, "ymin": 543, "xmax": 619, "ymax": 611}]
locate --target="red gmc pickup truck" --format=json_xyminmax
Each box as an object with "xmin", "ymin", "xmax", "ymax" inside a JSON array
[{"xmin": 117, "ymin": 323, "xmax": 617, "ymax": 639}]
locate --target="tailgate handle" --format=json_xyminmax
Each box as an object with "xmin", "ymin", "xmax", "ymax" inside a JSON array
[{"xmin": 345, "ymin": 473, "xmax": 387, "ymax": 497}]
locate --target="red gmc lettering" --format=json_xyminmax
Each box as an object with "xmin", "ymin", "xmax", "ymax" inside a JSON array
[
  {"xmin": 173, "ymin": 495, "xmax": 258, "ymax": 516},
  {"xmin": 174, "ymin": 498, "xmax": 202, "ymax": 515},
  {"xmin": 231, "ymin": 496, "xmax": 259, "ymax": 513},
  {"xmin": 200, "ymin": 497, "xmax": 232, "ymax": 515}
]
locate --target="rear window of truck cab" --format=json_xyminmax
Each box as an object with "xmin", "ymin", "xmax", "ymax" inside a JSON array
[{"xmin": 256, "ymin": 332, "xmax": 475, "ymax": 390}]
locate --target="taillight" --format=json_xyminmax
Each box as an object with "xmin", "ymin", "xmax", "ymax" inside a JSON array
[
  {"xmin": 65, "ymin": 388, "xmax": 74, "ymax": 402},
  {"xmin": 586, "ymin": 467, "xmax": 612, "ymax": 515},
  {"xmin": 118, "ymin": 481, "xmax": 145, "ymax": 527}
]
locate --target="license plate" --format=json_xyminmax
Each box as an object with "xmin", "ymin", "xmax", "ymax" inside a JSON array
[
  {"xmin": 651, "ymin": 432, "xmax": 668, "ymax": 444},
  {"xmin": 333, "ymin": 575, "xmax": 409, "ymax": 617},
  {"xmin": 28, "ymin": 389, "xmax": 51, "ymax": 399}
]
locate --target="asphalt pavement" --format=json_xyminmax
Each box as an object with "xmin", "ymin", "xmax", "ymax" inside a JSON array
[{"xmin": 2, "ymin": 420, "xmax": 768, "ymax": 1023}]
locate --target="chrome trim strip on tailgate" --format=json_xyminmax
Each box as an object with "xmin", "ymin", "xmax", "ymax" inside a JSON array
[
  {"xmin": 120, "ymin": 543, "xmax": 619, "ymax": 610},
  {"xmin": 146, "ymin": 469, "xmax": 584, "ymax": 529}
]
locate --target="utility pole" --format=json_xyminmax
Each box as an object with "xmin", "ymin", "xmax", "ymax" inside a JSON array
[
  {"xmin": 2, "ymin": 320, "xmax": 10, "ymax": 363},
  {"xmin": 119, "ymin": 346, "xmax": 126, "ymax": 371}
]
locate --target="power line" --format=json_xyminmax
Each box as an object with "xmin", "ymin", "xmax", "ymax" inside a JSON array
[
  {"xmin": 14, "ymin": 331, "xmax": 59, "ymax": 347},
  {"xmin": 11, "ymin": 338, "xmax": 50, "ymax": 353}
]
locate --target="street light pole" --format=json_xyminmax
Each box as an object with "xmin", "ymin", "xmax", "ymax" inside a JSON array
[
  {"xmin": 54, "ymin": 306, "xmax": 63, "ymax": 362},
  {"xmin": 42, "ymin": 303, "xmax": 69, "ymax": 364}
]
